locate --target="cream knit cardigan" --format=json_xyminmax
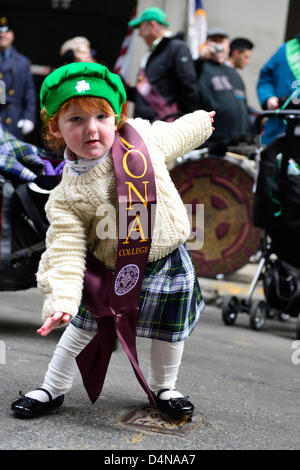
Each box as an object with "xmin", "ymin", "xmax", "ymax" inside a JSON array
[{"xmin": 37, "ymin": 110, "xmax": 212, "ymax": 321}]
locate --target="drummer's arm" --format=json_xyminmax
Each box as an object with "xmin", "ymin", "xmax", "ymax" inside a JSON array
[{"xmin": 152, "ymin": 109, "xmax": 215, "ymax": 162}]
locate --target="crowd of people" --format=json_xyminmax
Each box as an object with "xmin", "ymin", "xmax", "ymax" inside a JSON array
[
  {"xmin": 1, "ymin": 7, "xmax": 299, "ymax": 423},
  {"xmin": 1, "ymin": 8, "xmax": 298, "ymax": 150}
]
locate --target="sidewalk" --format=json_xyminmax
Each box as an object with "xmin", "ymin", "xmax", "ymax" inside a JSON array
[{"xmin": 198, "ymin": 262, "xmax": 264, "ymax": 305}]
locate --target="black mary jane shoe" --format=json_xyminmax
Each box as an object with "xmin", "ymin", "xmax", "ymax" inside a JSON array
[
  {"xmin": 153, "ymin": 388, "xmax": 194, "ymax": 420},
  {"xmin": 11, "ymin": 388, "xmax": 64, "ymax": 419}
]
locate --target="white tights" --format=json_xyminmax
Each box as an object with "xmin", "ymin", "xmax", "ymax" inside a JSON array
[{"xmin": 27, "ymin": 323, "xmax": 184, "ymax": 401}]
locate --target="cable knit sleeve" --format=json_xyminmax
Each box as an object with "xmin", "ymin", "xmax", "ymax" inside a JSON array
[
  {"xmin": 36, "ymin": 185, "xmax": 88, "ymax": 322},
  {"xmin": 150, "ymin": 110, "xmax": 212, "ymax": 162}
]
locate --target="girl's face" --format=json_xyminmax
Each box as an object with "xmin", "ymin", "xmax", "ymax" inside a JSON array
[{"xmin": 51, "ymin": 101, "xmax": 117, "ymax": 159}]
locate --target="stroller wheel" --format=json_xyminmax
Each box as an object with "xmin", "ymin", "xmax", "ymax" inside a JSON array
[
  {"xmin": 222, "ymin": 296, "xmax": 239, "ymax": 325},
  {"xmin": 296, "ymin": 313, "xmax": 300, "ymax": 340},
  {"xmin": 249, "ymin": 300, "xmax": 267, "ymax": 331}
]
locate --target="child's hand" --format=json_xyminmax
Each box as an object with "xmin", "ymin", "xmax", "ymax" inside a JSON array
[
  {"xmin": 209, "ymin": 111, "xmax": 216, "ymax": 131},
  {"xmin": 37, "ymin": 311, "xmax": 71, "ymax": 336}
]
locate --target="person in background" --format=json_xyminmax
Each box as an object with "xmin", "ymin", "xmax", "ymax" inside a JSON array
[
  {"xmin": 195, "ymin": 28, "xmax": 252, "ymax": 153},
  {"xmin": 227, "ymin": 37, "xmax": 254, "ymax": 70},
  {"xmin": 257, "ymin": 34, "xmax": 300, "ymax": 145},
  {"xmin": 0, "ymin": 16, "xmax": 36, "ymax": 139},
  {"xmin": 123, "ymin": 7, "xmax": 199, "ymax": 122},
  {"xmin": 60, "ymin": 36, "xmax": 95, "ymax": 65},
  {"xmin": 226, "ymin": 37, "xmax": 257, "ymax": 134}
]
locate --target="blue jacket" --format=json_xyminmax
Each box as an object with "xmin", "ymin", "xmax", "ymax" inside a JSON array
[
  {"xmin": 0, "ymin": 46, "xmax": 36, "ymax": 139},
  {"xmin": 257, "ymin": 39, "xmax": 299, "ymax": 145}
]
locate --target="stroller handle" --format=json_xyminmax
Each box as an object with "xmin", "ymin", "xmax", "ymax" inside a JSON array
[{"xmin": 254, "ymin": 110, "xmax": 300, "ymax": 135}]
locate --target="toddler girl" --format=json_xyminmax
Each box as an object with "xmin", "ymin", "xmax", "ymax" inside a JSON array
[{"xmin": 11, "ymin": 62, "xmax": 214, "ymax": 420}]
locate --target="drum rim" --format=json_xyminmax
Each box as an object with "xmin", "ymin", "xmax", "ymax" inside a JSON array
[{"xmin": 176, "ymin": 151, "xmax": 256, "ymax": 174}]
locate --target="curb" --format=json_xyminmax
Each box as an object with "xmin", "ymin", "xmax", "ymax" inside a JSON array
[{"xmin": 198, "ymin": 263, "xmax": 264, "ymax": 305}]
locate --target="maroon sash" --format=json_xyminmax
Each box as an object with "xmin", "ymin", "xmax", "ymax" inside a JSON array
[
  {"xmin": 76, "ymin": 123, "xmax": 157, "ymax": 406},
  {"xmin": 137, "ymin": 69, "xmax": 178, "ymax": 122}
]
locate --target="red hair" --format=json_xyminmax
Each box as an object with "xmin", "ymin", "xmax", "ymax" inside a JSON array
[{"xmin": 40, "ymin": 96, "xmax": 127, "ymax": 154}]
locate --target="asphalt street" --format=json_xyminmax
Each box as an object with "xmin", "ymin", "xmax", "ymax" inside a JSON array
[{"xmin": 0, "ymin": 271, "xmax": 299, "ymax": 451}]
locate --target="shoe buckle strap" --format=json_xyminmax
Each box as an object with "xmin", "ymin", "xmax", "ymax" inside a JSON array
[{"xmin": 35, "ymin": 387, "xmax": 53, "ymax": 402}]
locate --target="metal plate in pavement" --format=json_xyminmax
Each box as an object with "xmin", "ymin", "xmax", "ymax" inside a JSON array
[{"xmin": 121, "ymin": 405, "xmax": 208, "ymax": 436}]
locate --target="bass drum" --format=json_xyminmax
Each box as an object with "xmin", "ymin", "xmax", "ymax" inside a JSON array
[{"xmin": 170, "ymin": 152, "xmax": 261, "ymax": 278}]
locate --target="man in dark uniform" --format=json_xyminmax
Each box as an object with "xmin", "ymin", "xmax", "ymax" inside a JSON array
[
  {"xmin": 123, "ymin": 7, "xmax": 199, "ymax": 122},
  {"xmin": 0, "ymin": 16, "xmax": 36, "ymax": 139},
  {"xmin": 195, "ymin": 28, "xmax": 252, "ymax": 154}
]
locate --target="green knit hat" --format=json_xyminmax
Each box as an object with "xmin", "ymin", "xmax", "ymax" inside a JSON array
[{"xmin": 40, "ymin": 62, "xmax": 126, "ymax": 121}]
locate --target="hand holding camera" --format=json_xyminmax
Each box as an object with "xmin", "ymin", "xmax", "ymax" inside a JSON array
[
  {"xmin": 199, "ymin": 42, "xmax": 225, "ymax": 62},
  {"xmin": 213, "ymin": 44, "xmax": 224, "ymax": 53}
]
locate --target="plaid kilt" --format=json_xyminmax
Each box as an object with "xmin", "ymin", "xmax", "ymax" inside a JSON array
[{"xmin": 71, "ymin": 244, "xmax": 205, "ymax": 342}]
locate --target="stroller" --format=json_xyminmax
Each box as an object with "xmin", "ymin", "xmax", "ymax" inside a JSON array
[
  {"xmin": 221, "ymin": 110, "xmax": 300, "ymax": 339},
  {"xmin": 0, "ymin": 125, "xmax": 64, "ymax": 291}
]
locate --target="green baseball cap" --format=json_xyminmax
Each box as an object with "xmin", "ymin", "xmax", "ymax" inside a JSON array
[
  {"xmin": 128, "ymin": 7, "xmax": 169, "ymax": 28},
  {"xmin": 40, "ymin": 62, "xmax": 126, "ymax": 121}
]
